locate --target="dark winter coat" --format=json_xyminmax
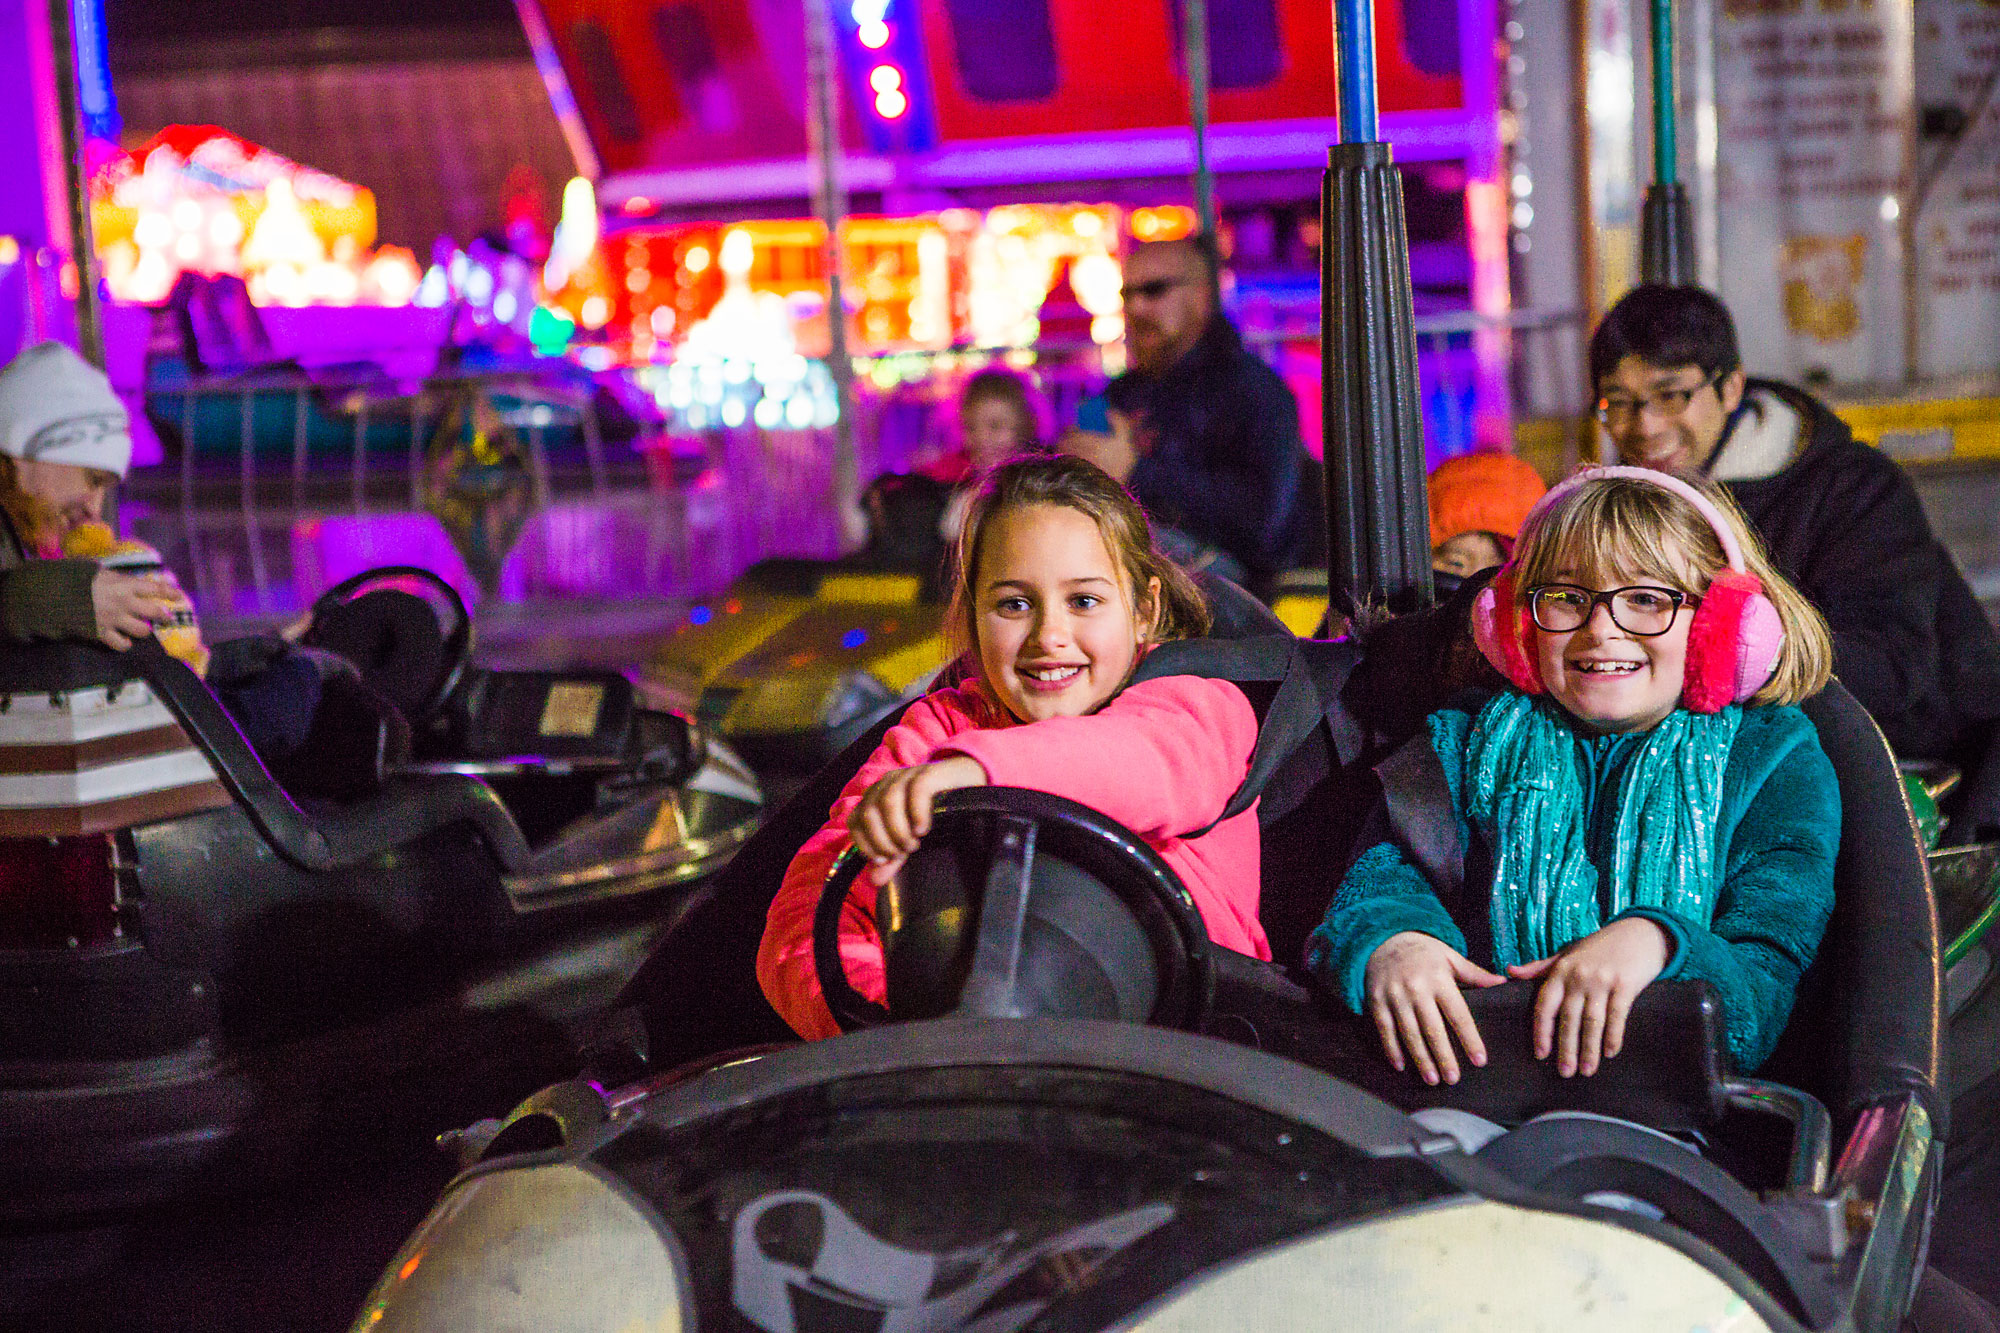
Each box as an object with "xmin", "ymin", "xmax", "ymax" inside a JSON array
[
  {"xmin": 1717, "ymin": 379, "xmax": 2000, "ymax": 765},
  {"xmin": 0, "ymin": 503, "xmax": 97, "ymax": 643},
  {"xmin": 1106, "ymin": 316, "xmax": 1307, "ymax": 590}
]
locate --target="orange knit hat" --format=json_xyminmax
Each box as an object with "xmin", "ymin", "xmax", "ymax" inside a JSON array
[{"xmin": 1427, "ymin": 450, "xmax": 1549, "ymax": 550}]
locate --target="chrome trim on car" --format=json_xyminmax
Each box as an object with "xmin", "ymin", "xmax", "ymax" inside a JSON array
[
  {"xmin": 500, "ymin": 812, "xmax": 759, "ymax": 913},
  {"xmin": 1829, "ymin": 1094, "xmax": 1937, "ymax": 1331},
  {"xmin": 1721, "ymin": 1077, "xmax": 1832, "ymax": 1194}
]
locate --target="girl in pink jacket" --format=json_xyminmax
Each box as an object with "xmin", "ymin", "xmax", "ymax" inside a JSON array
[{"xmin": 759, "ymin": 454, "xmax": 1266, "ymax": 1040}]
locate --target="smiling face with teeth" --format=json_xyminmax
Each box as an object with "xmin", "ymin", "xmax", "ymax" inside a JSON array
[
  {"xmin": 974, "ymin": 503, "xmax": 1160, "ymax": 723},
  {"xmin": 1532, "ymin": 561, "xmax": 1698, "ymax": 735}
]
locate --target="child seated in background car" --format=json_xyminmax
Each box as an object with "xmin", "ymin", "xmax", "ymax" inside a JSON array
[
  {"xmin": 929, "ymin": 368, "xmax": 1050, "ymax": 544},
  {"xmin": 759, "ymin": 454, "xmax": 1265, "ymax": 1041},
  {"xmin": 1308, "ymin": 467, "xmax": 1840, "ymax": 1084},
  {"xmin": 1427, "ymin": 449, "xmax": 1548, "ymax": 580}
]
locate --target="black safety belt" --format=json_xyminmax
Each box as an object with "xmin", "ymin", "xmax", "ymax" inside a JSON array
[{"xmin": 1127, "ymin": 634, "xmax": 1363, "ymax": 835}]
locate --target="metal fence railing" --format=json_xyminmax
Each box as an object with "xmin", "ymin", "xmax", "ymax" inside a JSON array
[{"xmin": 126, "ymin": 306, "xmax": 1593, "ymax": 624}]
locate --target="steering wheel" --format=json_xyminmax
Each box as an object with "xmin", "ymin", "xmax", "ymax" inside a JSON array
[
  {"xmin": 811, "ymin": 787, "xmax": 1213, "ymax": 1034},
  {"xmin": 302, "ymin": 566, "xmax": 472, "ymax": 724}
]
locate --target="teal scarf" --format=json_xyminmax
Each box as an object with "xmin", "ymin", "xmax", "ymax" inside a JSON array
[{"xmin": 1460, "ymin": 692, "xmax": 1742, "ymax": 968}]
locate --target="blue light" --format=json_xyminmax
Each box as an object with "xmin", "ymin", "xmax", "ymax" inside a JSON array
[
  {"xmin": 840, "ymin": 628, "xmax": 868, "ymax": 649},
  {"xmin": 837, "ymin": 0, "xmax": 936, "ymax": 154},
  {"xmin": 71, "ymin": 0, "xmax": 120, "ymax": 140},
  {"xmin": 690, "ymin": 605, "xmax": 713, "ymax": 625}
]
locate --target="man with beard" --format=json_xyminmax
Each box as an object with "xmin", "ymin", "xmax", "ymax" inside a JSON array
[
  {"xmin": 1066, "ymin": 235, "xmax": 1308, "ymax": 594},
  {"xmin": 1591, "ymin": 284, "xmax": 2000, "ymax": 796},
  {"xmin": 0, "ymin": 341, "xmax": 182, "ymax": 648}
]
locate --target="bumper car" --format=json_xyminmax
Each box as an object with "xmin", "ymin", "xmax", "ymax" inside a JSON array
[
  {"xmin": 0, "ymin": 575, "xmax": 760, "ymax": 1219},
  {"xmin": 648, "ymin": 473, "xmax": 961, "ymax": 777},
  {"xmin": 1900, "ymin": 763, "xmax": 2000, "ymax": 1028},
  {"xmin": 651, "ymin": 560, "xmax": 950, "ymax": 778},
  {"xmin": 353, "ymin": 581, "xmax": 1968, "ymax": 1329},
  {"xmin": 139, "ymin": 273, "xmax": 650, "ymax": 476}
]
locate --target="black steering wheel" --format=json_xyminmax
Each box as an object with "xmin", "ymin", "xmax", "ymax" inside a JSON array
[
  {"xmin": 302, "ymin": 566, "xmax": 472, "ymax": 724},
  {"xmin": 811, "ymin": 787, "xmax": 1214, "ymax": 1034}
]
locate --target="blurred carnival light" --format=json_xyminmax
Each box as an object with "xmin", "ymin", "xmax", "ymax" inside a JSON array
[{"xmin": 91, "ymin": 125, "xmax": 414, "ymax": 307}]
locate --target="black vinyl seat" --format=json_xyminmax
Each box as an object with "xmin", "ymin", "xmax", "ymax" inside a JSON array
[{"xmin": 1766, "ymin": 682, "xmax": 1943, "ymax": 1131}]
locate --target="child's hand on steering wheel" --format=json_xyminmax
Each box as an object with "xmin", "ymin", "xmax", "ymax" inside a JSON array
[
  {"xmin": 1364, "ymin": 931, "xmax": 1506, "ymax": 1086},
  {"xmin": 848, "ymin": 755, "xmax": 989, "ymax": 886},
  {"xmin": 1509, "ymin": 917, "xmax": 1672, "ymax": 1078}
]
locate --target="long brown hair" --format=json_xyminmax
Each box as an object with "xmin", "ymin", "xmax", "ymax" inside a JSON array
[
  {"xmin": 1508, "ymin": 470, "xmax": 1833, "ymax": 706},
  {"xmin": 0, "ymin": 456, "xmax": 60, "ymax": 555},
  {"xmin": 944, "ymin": 454, "xmax": 1209, "ymax": 669}
]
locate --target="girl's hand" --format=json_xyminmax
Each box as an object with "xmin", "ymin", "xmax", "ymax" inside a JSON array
[
  {"xmin": 846, "ymin": 756, "xmax": 988, "ymax": 885},
  {"xmin": 1509, "ymin": 917, "xmax": 1672, "ymax": 1077},
  {"xmin": 1363, "ymin": 931, "xmax": 1507, "ymax": 1086},
  {"xmin": 91, "ymin": 570, "xmax": 181, "ymax": 651}
]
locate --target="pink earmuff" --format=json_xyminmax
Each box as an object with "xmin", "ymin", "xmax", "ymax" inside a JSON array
[
  {"xmin": 1469, "ymin": 467, "xmax": 1783, "ymax": 712},
  {"xmin": 1471, "ymin": 571, "xmax": 1544, "ymax": 696}
]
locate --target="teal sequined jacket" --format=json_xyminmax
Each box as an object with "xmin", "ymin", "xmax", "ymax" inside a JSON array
[{"xmin": 1305, "ymin": 698, "xmax": 1841, "ymax": 1072}]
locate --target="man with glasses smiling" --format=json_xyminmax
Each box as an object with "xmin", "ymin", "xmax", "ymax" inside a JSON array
[
  {"xmin": 1590, "ymin": 283, "xmax": 2000, "ymax": 792},
  {"xmin": 1064, "ymin": 235, "xmax": 1309, "ymax": 596}
]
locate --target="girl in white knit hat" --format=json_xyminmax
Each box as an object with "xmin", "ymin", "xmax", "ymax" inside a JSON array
[{"xmin": 0, "ymin": 340, "xmax": 187, "ymax": 650}]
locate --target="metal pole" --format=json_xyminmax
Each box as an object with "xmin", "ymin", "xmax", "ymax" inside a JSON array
[
  {"xmin": 46, "ymin": 0, "xmax": 104, "ymax": 369},
  {"xmin": 1333, "ymin": 0, "xmax": 1379, "ymax": 142},
  {"xmin": 1638, "ymin": 0, "xmax": 1695, "ymax": 283},
  {"xmin": 1323, "ymin": 0, "xmax": 1432, "ymax": 614},
  {"xmin": 1184, "ymin": 0, "xmax": 1216, "ymax": 237},
  {"xmin": 1651, "ymin": 0, "xmax": 1677, "ymax": 188},
  {"xmin": 803, "ymin": 0, "xmax": 858, "ymax": 548}
]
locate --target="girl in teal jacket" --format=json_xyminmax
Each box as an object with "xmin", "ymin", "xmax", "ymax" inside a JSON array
[{"xmin": 1308, "ymin": 467, "xmax": 1840, "ymax": 1082}]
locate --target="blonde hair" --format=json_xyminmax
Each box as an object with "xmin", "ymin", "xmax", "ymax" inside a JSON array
[
  {"xmin": 944, "ymin": 454, "xmax": 1209, "ymax": 670},
  {"xmin": 1508, "ymin": 470, "xmax": 1832, "ymax": 707}
]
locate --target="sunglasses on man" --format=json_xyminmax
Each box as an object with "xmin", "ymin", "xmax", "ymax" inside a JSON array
[{"xmin": 1120, "ymin": 276, "xmax": 1194, "ymax": 303}]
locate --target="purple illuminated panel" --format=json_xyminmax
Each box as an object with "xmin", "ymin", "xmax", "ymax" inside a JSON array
[
  {"xmin": 291, "ymin": 513, "xmax": 480, "ymax": 608},
  {"xmin": 944, "ymin": 0, "xmax": 1058, "ymax": 102}
]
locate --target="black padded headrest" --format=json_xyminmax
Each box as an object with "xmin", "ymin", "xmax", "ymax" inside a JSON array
[{"xmin": 306, "ymin": 589, "xmax": 448, "ymax": 720}]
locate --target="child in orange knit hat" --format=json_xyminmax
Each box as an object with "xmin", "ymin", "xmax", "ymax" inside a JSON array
[{"xmin": 1427, "ymin": 450, "xmax": 1549, "ymax": 578}]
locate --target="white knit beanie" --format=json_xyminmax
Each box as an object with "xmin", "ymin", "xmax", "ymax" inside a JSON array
[{"xmin": 0, "ymin": 341, "xmax": 132, "ymax": 478}]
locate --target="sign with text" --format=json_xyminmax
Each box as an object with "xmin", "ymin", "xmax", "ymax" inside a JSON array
[
  {"xmin": 1715, "ymin": 0, "xmax": 1913, "ymax": 385},
  {"xmin": 1914, "ymin": 0, "xmax": 2000, "ymax": 378}
]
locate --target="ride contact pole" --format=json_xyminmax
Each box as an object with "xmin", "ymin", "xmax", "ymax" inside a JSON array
[
  {"xmin": 47, "ymin": 0, "xmax": 104, "ymax": 370},
  {"xmin": 804, "ymin": 0, "xmax": 859, "ymax": 550},
  {"xmin": 1638, "ymin": 0, "xmax": 1696, "ymax": 283},
  {"xmin": 1185, "ymin": 0, "xmax": 1217, "ymax": 238},
  {"xmin": 1322, "ymin": 0, "xmax": 1432, "ymax": 614}
]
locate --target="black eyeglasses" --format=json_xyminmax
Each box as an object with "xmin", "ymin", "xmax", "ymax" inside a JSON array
[
  {"xmin": 1119, "ymin": 277, "xmax": 1191, "ymax": 303},
  {"xmin": 1527, "ymin": 584, "xmax": 1700, "ymax": 636},
  {"xmin": 1595, "ymin": 372, "xmax": 1724, "ymax": 425}
]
